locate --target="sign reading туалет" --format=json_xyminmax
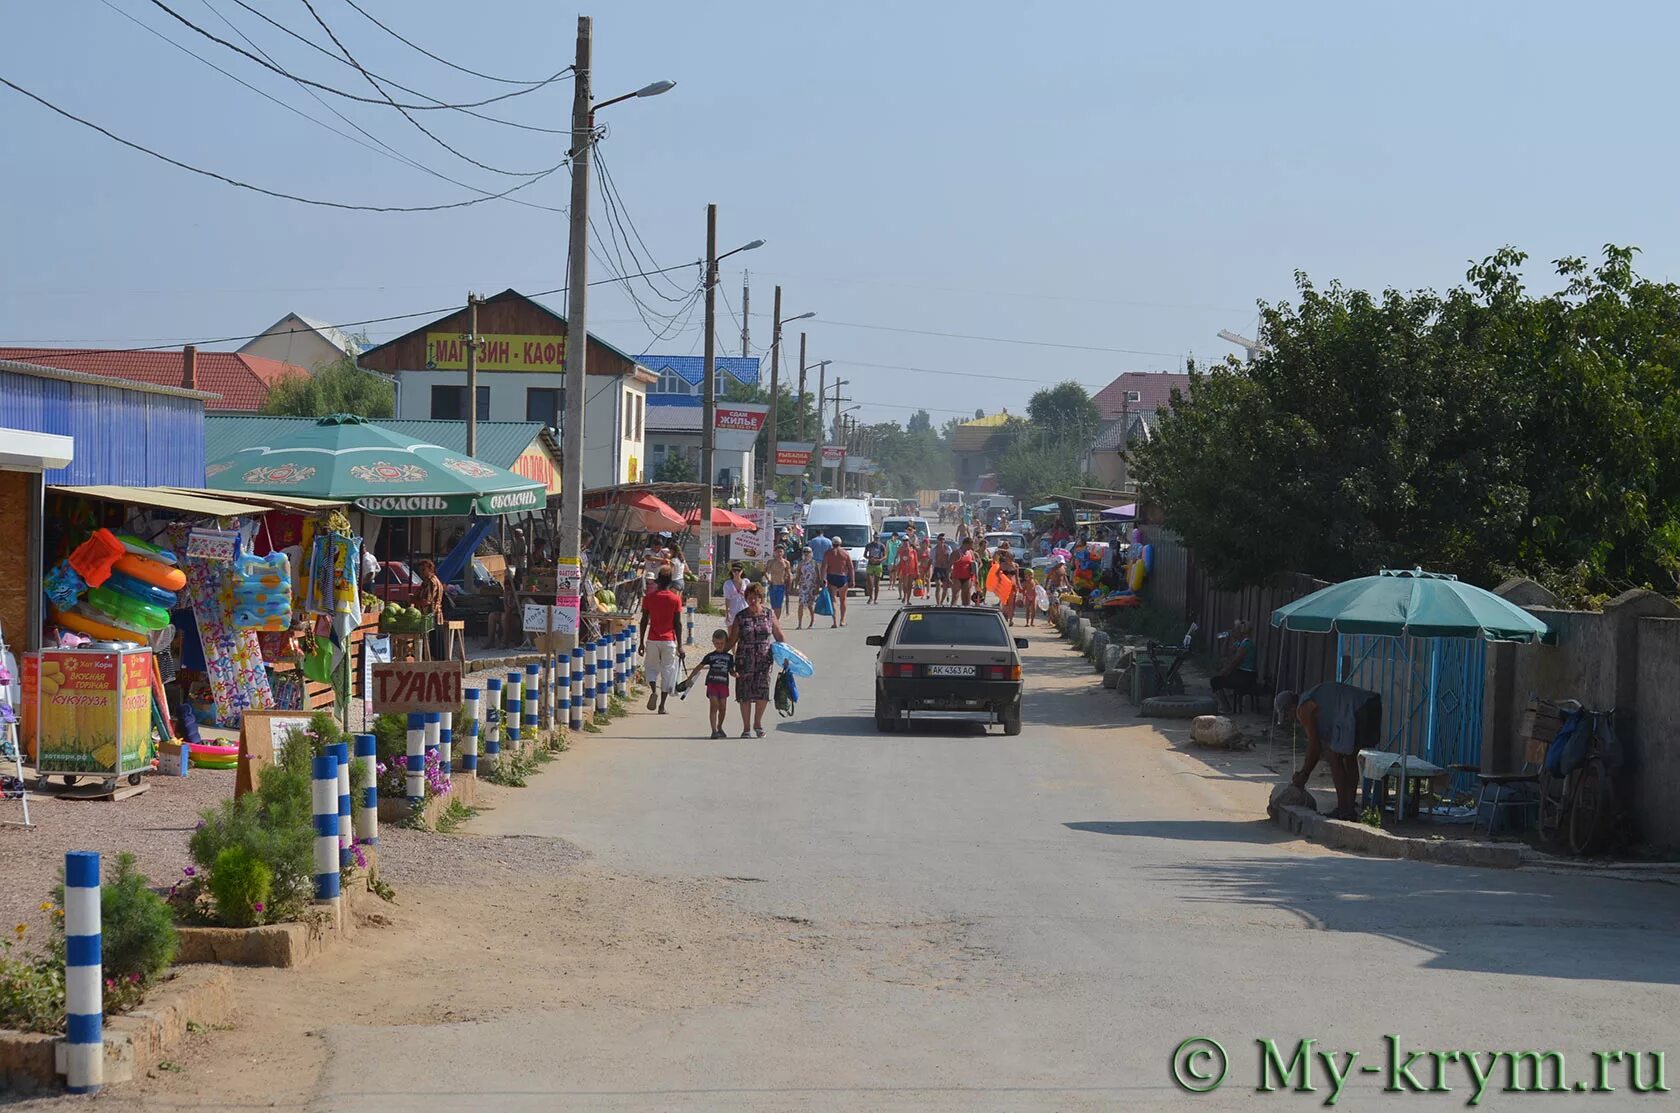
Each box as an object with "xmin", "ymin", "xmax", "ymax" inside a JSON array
[
  {"xmin": 425, "ymin": 333, "xmax": 566, "ymax": 373},
  {"xmin": 371, "ymin": 661, "xmax": 464, "ymax": 713}
]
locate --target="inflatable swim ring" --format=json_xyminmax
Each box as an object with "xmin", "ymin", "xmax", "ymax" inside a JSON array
[
  {"xmin": 86, "ymin": 586, "xmax": 170, "ymax": 631},
  {"xmin": 52, "ymin": 607, "xmax": 144, "ymax": 644},
  {"xmin": 116, "ymin": 534, "xmax": 178, "ymax": 566},
  {"xmin": 113, "ymin": 552, "xmax": 187, "ymax": 592},
  {"xmin": 102, "ymin": 571, "xmax": 178, "ymax": 609},
  {"xmin": 771, "ymin": 641, "xmax": 815, "ymax": 678},
  {"xmin": 1127, "ymin": 559, "xmax": 1146, "ymax": 592},
  {"xmin": 187, "ymin": 742, "xmax": 239, "ymax": 770}
]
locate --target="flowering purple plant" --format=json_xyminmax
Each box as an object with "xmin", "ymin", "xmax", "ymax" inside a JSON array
[
  {"xmin": 350, "ymin": 843, "xmax": 368, "ymax": 870},
  {"xmin": 422, "ymin": 749, "xmax": 451, "ymax": 798},
  {"xmin": 252, "ymin": 901, "xmax": 265, "ymax": 913}
]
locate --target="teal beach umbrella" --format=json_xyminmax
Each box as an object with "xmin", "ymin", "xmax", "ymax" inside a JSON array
[{"xmin": 1270, "ymin": 569, "xmax": 1548, "ymax": 642}]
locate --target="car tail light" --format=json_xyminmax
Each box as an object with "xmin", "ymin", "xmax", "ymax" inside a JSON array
[
  {"xmin": 981, "ymin": 664, "xmax": 1022, "ymax": 681},
  {"xmin": 882, "ymin": 662, "xmax": 918, "ymax": 678}
]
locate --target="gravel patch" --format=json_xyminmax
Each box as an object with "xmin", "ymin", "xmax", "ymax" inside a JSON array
[{"xmin": 373, "ymin": 825, "xmax": 589, "ymax": 888}]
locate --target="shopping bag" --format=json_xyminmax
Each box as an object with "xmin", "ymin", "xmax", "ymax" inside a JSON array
[
  {"xmin": 813, "ymin": 587, "xmax": 834, "ymax": 617},
  {"xmin": 775, "ymin": 664, "xmax": 799, "ymax": 718}
]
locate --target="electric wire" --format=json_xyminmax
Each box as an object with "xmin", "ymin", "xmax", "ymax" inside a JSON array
[
  {"xmin": 100, "ymin": 0, "xmax": 568, "ymax": 214},
  {"xmin": 0, "ymin": 75, "xmax": 564, "ymax": 212},
  {"xmin": 290, "ymin": 0, "xmax": 551, "ymax": 177},
  {"xmin": 144, "ymin": 0, "xmax": 568, "ymax": 112},
  {"xmin": 339, "ymin": 0, "xmax": 554, "ymax": 86},
  {"xmin": 592, "ymin": 158, "xmax": 688, "ymax": 304},
  {"xmin": 753, "ymin": 312, "xmax": 1183, "ymax": 357},
  {"xmin": 593, "ymin": 146, "xmax": 695, "ymax": 303}
]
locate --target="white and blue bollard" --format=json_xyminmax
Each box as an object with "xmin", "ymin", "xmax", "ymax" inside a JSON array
[
  {"xmin": 524, "ymin": 662, "xmax": 540, "ymax": 741},
  {"xmin": 328, "ymin": 741, "xmax": 351, "ymax": 866},
  {"xmin": 423, "ymin": 711, "xmax": 441, "ymax": 764},
  {"xmin": 569, "ymin": 648, "xmax": 584, "ymax": 731},
  {"xmin": 439, "ymin": 711, "xmax": 453, "ymax": 775},
  {"xmin": 619, "ymin": 627, "xmax": 633, "ymax": 696},
  {"xmin": 405, "ymin": 713, "xmax": 425, "ymax": 803},
  {"xmin": 686, "ymin": 603, "xmax": 696, "ymax": 646},
  {"xmin": 583, "ymin": 655, "xmax": 596, "ymax": 721},
  {"xmin": 353, "ymin": 733, "xmax": 379, "ymax": 847},
  {"xmin": 312, "ymin": 755, "xmax": 341, "ymax": 917},
  {"xmin": 505, "ymin": 672, "xmax": 522, "ymax": 752},
  {"xmin": 63, "ymin": 851, "xmax": 102, "ymax": 1094},
  {"xmin": 596, "ymin": 637, "xmax": 611, "ymax": 713},
  {"xmin": 484, "ymin": 677, "xmax": 502, "ymax": 761},
  {"xmin": 462, "ymin": 687, "xmax": 480, "ymax": 777},
  {"xmin": 556, "ymin": 655, "xmax": 570, "ymax": 729}
]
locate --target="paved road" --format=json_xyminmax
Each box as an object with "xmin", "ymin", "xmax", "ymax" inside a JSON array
[{"xmin": 319, "ymin": 604, "xmax": 1680, "ymax": 1111}]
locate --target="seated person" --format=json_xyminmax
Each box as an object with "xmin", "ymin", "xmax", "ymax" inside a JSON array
[{"xmin": 1209, "ymin": 619, "xmax": 1260, "ymax": 709}]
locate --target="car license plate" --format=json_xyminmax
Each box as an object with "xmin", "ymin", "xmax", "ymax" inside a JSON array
[{"xmin": 927, "ymin": 664, "xmax": 976, "ymax": 677}]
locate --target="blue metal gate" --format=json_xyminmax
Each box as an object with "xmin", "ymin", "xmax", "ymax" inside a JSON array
[{"xmin": 1337, "ymin": 634, "xmax": 1486, "ymax": 794}]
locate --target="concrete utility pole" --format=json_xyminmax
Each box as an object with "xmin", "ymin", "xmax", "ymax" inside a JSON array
[
  {"xmin": 813, "ymin": 361, "xmax": 826, "ymax": 496},
  {"xmin": 557, "ymin": 15, "xmax": 593, "ymax": 649},
  {"xmin": 797, "ymin": 332, "xmax": 808, "ymax": 442},
  {"xmin": 741, "ymin": 276, "xmax": 750, "ymax": 357},
  {"xmin": 700, "ymin": 203, "xmax": 719, "ymax": 608},
  {"xmin": 465, "ymin": 292, "xmax": 482, "ymax": 457},
  {"xmin": 765, "ymin": 284, "xmax": 782, "ymax": 505}
]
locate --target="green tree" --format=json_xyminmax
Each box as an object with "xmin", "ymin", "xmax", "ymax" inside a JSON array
[
  {"xmin": 654, "ymin": 452, "xmax": 697, "ymax": 483},
  {"xmin": 1027, "ymin": 381, "xmax": 1101, "ymax": 448},
  {"xmin": 907, "ymin": 409, "xmax": 932, "ymax": 434},
  {"xmin": 261, "ymin": 349, "xmax": 393, "ymax": 418},
  {"xmin": 1132, "ymin": 245, "xmax": 1680, "ymax": 596}
]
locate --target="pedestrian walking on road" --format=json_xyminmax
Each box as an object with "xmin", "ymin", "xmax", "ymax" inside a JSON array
[
  {"xmin": 682, "ymin": 629, "xmax": 735, "ymax": 738},
  {"xmin": 863, "ymin": 532, "xmax": 886, "ymax": 604},
  {"xmin": 723, "ymin": 562, "xmax": 749, "ymax": 625},
  {"xmin": 638, "ymin": 567, "xmax": 685, "ymax": 714},
  {"xmin": 725, "ymin": 582, "xmax": 785, "ymax": 737},
  {"xmin": 822, "ymin": 536, "xmax": 855, "ymax": 628},
  {"xmin": 765, "ymin": 549, "xmax": 792, "ymax": 617},
  {"xmin": 795, "ymin": 546, "xmax": 821, "ymax": 630},
  {"xmin": 949, "ymin": 538, "xmax": 976, "ymax": 607}
]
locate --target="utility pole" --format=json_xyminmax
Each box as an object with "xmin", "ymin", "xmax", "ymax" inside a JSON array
[
  {"xmin": 557, "ymin": 15, "xmax": 593, "ymax": 652},
  {"xmin": 813, "ymin": 362, "xmax": 826, "ymax": 496},
  {"xmin": 741, "ymin": 275, "xmax": 750, "ymax": 357},
  {"xmin": 699, "ymin": 202, "xmax": 719, "ymax": 608},
  {"xmin": 796, "ymin": 332, "xmax": 808, "ymax": 442},
  {"xmin": 764, "ymin": 285, "xmax": 783, "ymax": 507},
  {"xmin": 465, "ymin": 292, "xmax": 482, "ymax": 457}
]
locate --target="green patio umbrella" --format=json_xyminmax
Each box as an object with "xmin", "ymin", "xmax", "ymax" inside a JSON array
[
  {"xmin": 1270, "ymin": 568, "xmax": 1548, "ymax": 642},
  {"xmin": 203, "ymin": 413, "xmax": 545, "ymax": 517}
]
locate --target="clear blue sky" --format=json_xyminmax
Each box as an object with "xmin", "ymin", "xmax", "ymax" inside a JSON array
[{"xmin": 4, "ymin": 0, "xmax": 1678, "ymax": 425}]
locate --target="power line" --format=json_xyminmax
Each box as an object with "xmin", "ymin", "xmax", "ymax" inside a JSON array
[
  {"xmin": 7, "ymin": 261, "xmax": 704, "ymax": 362},
  {"xmin": 594, "ymin": 146, "xmax": 694, "ymax": 303},
  {"xmin": 0, "ymin": 74, "xmax": 566, "ymax": 211},
  {"xmin": 339, "ymin": 0, "xmax": 555, "ymax": 86},
  {"xmin": 97, "ymin": 0, "xmax": 567, "ymax": 214},
  {"xmin": 758, "ymin": 313, "xmax": 1183, "ymax": 358},
  {"xmin": 144, "ymin": 0, "xmax": 568, "ymax": 112},
  {"xmin": 833, "ymin": 357, "xmax": 1123, "ymax": 387},
  {"xmin": 289, "ymin": 0, "xmax": 551, "ymax": 177}
]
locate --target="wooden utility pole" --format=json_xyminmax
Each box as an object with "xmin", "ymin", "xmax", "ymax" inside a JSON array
[
  {"xmin": 765, "ymin": 285, "xmax": 783, "ymax": 505},
  {"xmin": 465, "ymin": 292, "xmax": 482, "ymax": 457}
]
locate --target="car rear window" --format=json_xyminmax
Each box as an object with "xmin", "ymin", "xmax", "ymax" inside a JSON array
[
  {"xmin": 808, "ymin": 523, "xmax": 871, "ymax": 547},
  {"xmin": 894, "ymin": 611, "xmax": 1010, "ymax": 647}
]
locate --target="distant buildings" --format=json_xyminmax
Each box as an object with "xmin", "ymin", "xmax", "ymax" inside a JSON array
[
  {"xmin": 1084, "ymin": 371, "xmax": 1190, "ymax": 488},
  {"xmin": 239, "ymin": 312, "xmax": 363, "ymax": 371},
  {"xmin": 0, "ymin": 346, "xmax": 307, "ymax": 412}
]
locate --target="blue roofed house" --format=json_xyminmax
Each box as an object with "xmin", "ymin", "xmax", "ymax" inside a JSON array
[{"xmin": 640, "ymin": 355, "xmax": 765, "ymax": 500}]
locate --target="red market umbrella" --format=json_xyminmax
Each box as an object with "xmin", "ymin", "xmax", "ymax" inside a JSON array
[
  {"xmin": 586, "ymin": 490, "xmax": 686, "ymax": 534},
  {"xmin": 684, "ymin": 506, "xmax": 756, "ymax": 535}
]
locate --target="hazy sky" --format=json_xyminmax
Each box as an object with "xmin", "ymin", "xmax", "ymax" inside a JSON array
[{"xmin": 5, "ymin": 1, "xmax": 1679, "ymax": 424}]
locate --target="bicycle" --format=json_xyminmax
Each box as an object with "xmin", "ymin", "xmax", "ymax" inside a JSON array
[{"xmin": 1537, "ymin": 703, "xmax": 1623, "ymax": 856}]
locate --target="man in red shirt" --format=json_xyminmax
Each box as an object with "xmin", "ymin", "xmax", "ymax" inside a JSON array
[{"xmin": 639, "ymin": 567, "xmax": 684, "ymax": 713}]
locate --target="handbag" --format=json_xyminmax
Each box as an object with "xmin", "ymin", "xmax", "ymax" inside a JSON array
[{"xmin": 813, "ymin": 587, "xmax": 834, "ymax": 617}]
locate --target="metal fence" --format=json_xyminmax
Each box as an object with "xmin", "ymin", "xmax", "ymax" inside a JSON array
[{"xmin": 1339, "ymin": 634, "xmax": 1486, "ymax": 793}]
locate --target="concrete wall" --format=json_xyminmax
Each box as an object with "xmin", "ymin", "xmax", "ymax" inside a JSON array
[{"xmin": 1481, "ymin": 585, "xmax": 1680, "ymax": 851}]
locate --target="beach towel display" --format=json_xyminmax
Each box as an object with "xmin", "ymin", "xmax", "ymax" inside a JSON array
[{"xmin": 169, "ymin": 523, "xmax": 274, "ymax": 726}]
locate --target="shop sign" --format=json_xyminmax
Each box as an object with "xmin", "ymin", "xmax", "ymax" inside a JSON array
[
  {"xmin": 821, "ymin": 446, "xmax": 845, "ymax": 465},
  {"xmin": 426, "ymin": 332, "xmax": 566, "ymax": 373},
  {"xmin": 35, "ymin": 651, "xmax": 151, "ymax": 776},
  {"xmin": 775, "ymin": 442, "xmax": 814, "ymax": 476},
  {"xmin": 371, "ymin": 661, "xmax": 464, "ymax": 713}
]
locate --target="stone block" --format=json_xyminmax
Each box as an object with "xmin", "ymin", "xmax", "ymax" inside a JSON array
[
  {"xmin": 1089, "ymin": 631, "xmax": 1109, "ymax": 667},
  {"xmin": 1102, "ymin": 667, "xmax": 1122, "ymax": 689},
  {"xmin": 1190, "ymin": 715, "xmax": 1240, "ymax": 747},
  {"xmin": 1102, "ymin": 644, "xmax": 1123, "ymax": 671}
]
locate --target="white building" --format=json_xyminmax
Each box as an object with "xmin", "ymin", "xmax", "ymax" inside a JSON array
[
  {"xmin": 239, "ymin": 312, "xmax": 363, "ymax": 371},
  {"xmin": 358, "ymin": 289, "xmax": 653, "ymax": 490}
]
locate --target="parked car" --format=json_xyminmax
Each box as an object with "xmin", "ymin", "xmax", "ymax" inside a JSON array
[
  {"xmin": 867, "ymin": 606, "xmax": 1027, "ymax": 734},
  {"xmin": 985, "ymin": 531, "xmax": 1027, "ymax": 555},
  {"xmin": 882, "ymin": 515, "xmax": 932, "ymax": 541}
]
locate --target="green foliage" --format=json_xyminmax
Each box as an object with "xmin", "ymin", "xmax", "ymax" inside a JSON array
[
  {"xmin": 302, "ymin": 711, "xmax": 342, "ymax": 757},
  {"xmin": 654, "ymin": 452, "xmax": 697, "ymax": 483},
  {"xmin": 0, "ymin": 902, "xmax": 65, "ymax": 1032},
  {"xmin": 995, "ymin": 438, "xmax": 1092, "ymax": 505},
  {"xmin": 261, "ymin": 350, "xmax": 393, "ymax": 418},
  {"xmin": 97, "ymin": 854, "xmax": 179, "ymax": 983},
  {"xmin": 207, "ymin": 847, "xmax": 273, "ymax": 929},
  {"xmin": 1027, "ymin": 381, "xmax": 1102, "ymax": 447},
  {"xmin": 1132, "ymin": 245, "xmax": 1680, "ymax": 595},
  {"xmin": 189, "ymin": 740, "xmax": 315, "ymax": 925}
]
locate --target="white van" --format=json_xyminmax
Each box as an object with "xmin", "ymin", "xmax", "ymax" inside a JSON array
[
  {"xmin": 868, "ymin": 497, "xmax": 897, "ymax": 530},
  {"xmin": 803, "ymin": 498, "xmax": 873, "ymax": 589}
]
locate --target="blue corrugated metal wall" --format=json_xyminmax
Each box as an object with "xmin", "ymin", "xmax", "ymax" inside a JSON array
[
  {"xmin": 1338, "ymin": 633, "xmax": 1486, "ymax": 793},
  {"xmin": 0, "ymin": 370, "xmax": 205, "ymax": 486}
]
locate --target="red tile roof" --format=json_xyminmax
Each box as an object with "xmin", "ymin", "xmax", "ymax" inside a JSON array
[
  {"xmin": 0, "ymin": 348, "xmax": 307, "ymax": 411},
  {"xmin": 1092, "ymin": 371, "xmax": 1191, "ymax": 421}
]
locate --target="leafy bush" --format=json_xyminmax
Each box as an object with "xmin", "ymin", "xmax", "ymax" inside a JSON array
[
  {"xmin": 208, "ymin": 847, "xmax": 273, "ymax": 928},
  {"xmin": 0, "ymin": 907, "xmax": 64, "ymax": 1032},
  {"xmin": 97, "ymin": 854, "xmax": 178, "ymax": 983},
  {"xmin": 188, "ymin": 733, "xmax": 316, "ymax": 924}
]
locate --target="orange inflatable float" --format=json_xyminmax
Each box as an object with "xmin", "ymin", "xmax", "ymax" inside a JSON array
[{"xmin": 112, "ymin": 553, "xmax": 186, "ymax": 592}]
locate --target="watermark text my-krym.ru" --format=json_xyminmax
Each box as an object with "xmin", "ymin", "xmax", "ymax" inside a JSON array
[{"xmin": 1171, "ymin": 1035, "xmax": 1668, "ymax": 1105}]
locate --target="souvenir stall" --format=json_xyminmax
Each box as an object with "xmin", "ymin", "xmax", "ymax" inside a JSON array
[{"xmin": 581, "ymin": 483, "xmax": 702, "ymax": 610}]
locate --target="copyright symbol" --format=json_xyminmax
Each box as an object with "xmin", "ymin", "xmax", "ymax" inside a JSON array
[{"xmin": 1171, "ymin": 1036, "xmax": 1228, "ymax": 1093}]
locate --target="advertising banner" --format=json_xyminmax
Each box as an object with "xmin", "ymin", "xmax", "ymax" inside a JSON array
[
  {"xmin": 425, "ymin": 332, "xmax": 567, "ymax": 373},
  {"xmin": 775, "ymin": 442, "xmax": 814, "ymax": 476},
  {"xmin": 821, "ymin": 446, "xmax": 846, "ymax": 466},
  {"xmin": 732, "ymin": 509, "xmax": 774, "ymax": 560},
  {"xmin": 35, "ymin": 649, "xmax": 152, "ymax": 776},
  {"xmin": 553, "ymin": 556, "xmax": 582, "ymax": 636},
  {"xmin": 714, "ymin": 404, "xmax": 769, "ymax": 452}
]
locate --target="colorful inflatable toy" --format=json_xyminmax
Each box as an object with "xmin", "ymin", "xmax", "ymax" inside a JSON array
[
  {"xmin": 51, "ymin": 607, "xmax": 144, "ymax": 644},
  {"xmin": 231, "ymin": 551, "xmax": 292, "ymax": 631},
  {"xmin": 771, "ymin": 641, "xmax": 816, "ymax": 678},
  {"xmin": 85, "ymin": 586, "xmax": 171, "ymax": 631},
  {"xmin": 187, "ymin": 741, "xmax": 239, "ymax": 770},
  {"xmin": 102, "ymin": 570, "xmax": 178, "ymax": 610},
  {"xmin": 113, "ymin": 552, "xmax": 186, "ymax": 592}
]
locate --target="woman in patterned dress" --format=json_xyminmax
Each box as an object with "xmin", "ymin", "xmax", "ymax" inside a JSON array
[
  {"xmin": 794, "ymin": 545, "xmax": 821, "ymax": 630},
  {"xmin": 725, "ymin": 582, "xmax": 786, "ymax": 737}
]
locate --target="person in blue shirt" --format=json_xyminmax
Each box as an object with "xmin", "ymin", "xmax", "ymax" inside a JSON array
[
  {"xmin": 807, "ymin": 533, "xmax": 833, "ymax": 566},
  {"xmin": 1210, "ymin": 619, "xmax": 1260, "ymax": 712}
]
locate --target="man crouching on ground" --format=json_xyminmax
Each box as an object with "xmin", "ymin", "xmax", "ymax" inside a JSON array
[{"xmin": 1277, "ymin": 682, "xmax": 1381, "ymax": 820}]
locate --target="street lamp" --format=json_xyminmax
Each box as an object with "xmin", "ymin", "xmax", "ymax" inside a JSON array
[
  {"xmin": 700, "ymin": 209, "xmax": 764, "ymax": 608},
  {"xmin": 558, "ymin": 13, "xmax": 675, "ymax": 668},
  {"xmin": 764, "ymin": 295, "xmax": 815, "ymax": 507}
]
